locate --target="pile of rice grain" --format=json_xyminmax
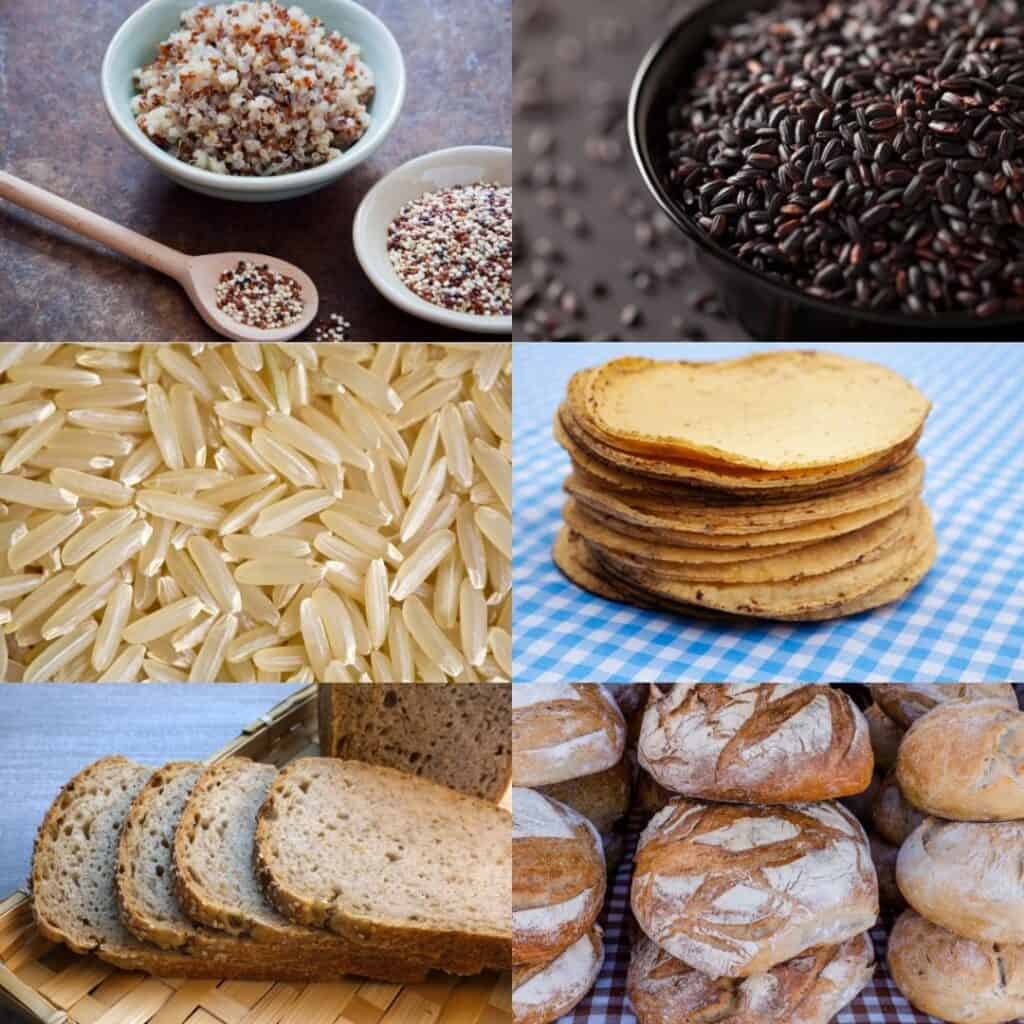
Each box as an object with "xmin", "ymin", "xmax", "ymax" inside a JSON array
[
  {"xmin": 0, "ymin": 342, "xmax": 512, "ymax": 683},
  {"xmin": 132, "ymin": 2, "xmax": 374, "ymax": 176}
]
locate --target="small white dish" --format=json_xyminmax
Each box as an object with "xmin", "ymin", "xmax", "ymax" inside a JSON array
[
  {"xmin": 102, "ymin": 0, "xmax": 405, "ymax": 202},
  {"xmin": 352, "ymin": 145, "xmax": 512, "ymax": 334}
]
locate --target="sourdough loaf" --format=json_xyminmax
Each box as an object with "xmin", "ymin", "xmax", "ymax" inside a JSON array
[
  {"xmin": 513, "ymin": 684, "xmax": 626, "ymax": 786},
  {"xmin": 869, "ymin": 684, "xmax": 1017, "ymax": 728},
  {"xmin": 888, "ymin": 910, "xmax": 1024, "ymax": 1024},
  {"xmin": 173, "ymin": 758, "xmax": 431, "ymax": 975},
  {"xmin": 897, "ymin": 818, "xmax": 1024, "ymax": 944},
  {"xmin": 627, "ymin": 931, "xmax": 875, "ymax": 1024},
  {"xmin": 871, "ymin": 771, "xmax": 924, "ymax": 846},
  {"xmin": 537, "ymin": 757, "xmax": 631, "ymax": 833},
  {"xmin": 317, "ymin": 683, "xmax": 511, "ymax": 802},
  {"xmin": 513, "ymin": 787, "xmax": 606, "ymax": 965},
  {"xmin": 513, "ymin": 928, "xmax": 604, "ymax": 1024},
  {"xmin": 631, "ymin": 799, "xmax": 878, "ymax": 977},
  {"xmin": 896, "ymin": 699, "xmax": 1024, "ymax": 820},
  {"xmin": 255, "ymin": 758, "xmax": 511, "ymax": 972},
  {"xmin": 864, "ymin": 704, "xmax": 903, "ymax": 772},
  {"xmin": 638, "ymin": 685, "xmax": 873, "ymax": 803}
]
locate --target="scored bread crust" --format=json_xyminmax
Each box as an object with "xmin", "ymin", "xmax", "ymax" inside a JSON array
[
  {"xmin": 173, "ymin": 758, "xmax": 433, "ymax": 977},
  {"xmin": 631, "ymin": 799, "xmax": 878, "ymax": 978},
  {"xmin": 513, "ymin": 927, "xmax": 604, "ymax": 1024},
  {"xmin": 638, "ymin": 685, "xmax": 873, "ymax": 804},
  {"xmin": 513, "ymin": 788, "xmax": 606, "ymax": 966},
  {"xmin": 868, "ymin": 684, "xmax": 1018, "ymax": 728},
  {"xmin": 254, "ymin": 758, "xmax": 511, "ymax": 973},
  {"xmin": 627, "ymin": 930, "xmax": 875, "ymax": 1024}
]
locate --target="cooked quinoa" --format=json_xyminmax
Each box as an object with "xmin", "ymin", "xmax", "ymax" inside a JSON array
[{"xmin": 131, "ymin": 2, "xmax": 374, "ymax": 176}]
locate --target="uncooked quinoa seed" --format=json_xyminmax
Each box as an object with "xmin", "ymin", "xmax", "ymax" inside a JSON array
[
  {"xmin": 215, "ymin": 260, "xmax": 305, "ymax": 329},
  {"xmin": 387, "ymin": 183, "xmax": 512, "ymax": 317}
]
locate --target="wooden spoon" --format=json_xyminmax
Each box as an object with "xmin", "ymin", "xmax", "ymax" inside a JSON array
[{"xmin": 0, "ymin": 170, "xmax": 319, "ymax": 341}]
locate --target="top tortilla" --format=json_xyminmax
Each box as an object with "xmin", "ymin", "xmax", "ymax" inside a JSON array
[{"xmin": 578, "ymin": 351, "xmax": 931, "ymax": 471}]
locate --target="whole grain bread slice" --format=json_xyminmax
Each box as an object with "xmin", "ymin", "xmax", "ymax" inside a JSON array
[
  {"xmin": 255, "ymin": 758, "xmax": 512, "ymax": 972},
  {"xmin": 115, "ymin": 760, "xmax": 428, "ymax": 982},
  {"xmin": 29, "ymin": 756, "xmax": 267, "ymax": 978},
  {"xmin": 318, "ymin": 684, "xmax": 512, "ymax": 802},
  {"xmin": 174, "ymin": 758, "xmax": 437, "ymax": 973}
]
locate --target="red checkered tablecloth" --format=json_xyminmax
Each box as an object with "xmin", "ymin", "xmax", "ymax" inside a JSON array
[{"xmin": 568, "ymin": 814, "xmax": 951, "ymax": 1024}]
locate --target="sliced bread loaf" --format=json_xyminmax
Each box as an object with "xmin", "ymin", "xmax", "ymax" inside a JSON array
[
  {"xmin": 318, "ymin": 684, "xmax": 511, "ymax": 802},
  {"xmin": 174, "ymin": 758, "xmax": 436, "ymax": 973},
  {"xmin": 255, "ymin": 758, "xmax": 512, "ymax": 972},
  {"xmin": 115, "ymin": 760, "xmax": 428, "ymax": 982}
]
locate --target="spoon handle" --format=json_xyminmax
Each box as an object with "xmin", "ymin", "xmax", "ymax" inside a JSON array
[{"xmin": 0, "ymin": 170, "xmax": 189, "ymax": 282}]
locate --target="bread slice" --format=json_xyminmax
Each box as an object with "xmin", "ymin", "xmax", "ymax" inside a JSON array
[
  {"xmin": 174, "ymin": 758, "xmax": 434, "ymax": 973},
  {"xmin": 255, "ymin": 758, "xmax": 512, "ymax": 972},
  {"xmin": 115, "ymin": 760, "xmax": 427, "ymax": 982},
  {"xmin": 318, "ymin": 684, "xmax": 511, "ymax": 802},
  {"xmin": 30, "ymin": 756, "xmax": 255, "ymax": 978}
]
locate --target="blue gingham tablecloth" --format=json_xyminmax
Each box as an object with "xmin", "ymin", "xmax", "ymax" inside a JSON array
[
  {"xmin": 513, "ymin": 342, "xmax": 1024, "ymax": 683},
  {"xmin": 578, "ymin": 812, "xmax": 947, "ymax": 1024}
]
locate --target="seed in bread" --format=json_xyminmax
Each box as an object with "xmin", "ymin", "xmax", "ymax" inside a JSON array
[
  {"xmin": 896, "ymin": 699, "xmax": 1024, "ymax": 821},
  {"xmin": 537, "ymin": 757, "xmax": 631, "ymax": 834},
  {"xmin": 513, "ymin": 927, "xmax": 604, "ymax": 1024},
  {"xmin": 869, "ymin": 684, "xmax": 1017, "ymax": 728},
  {"xmin": 888, "ymin": 910, "xmax": 1024, "ymax": 1024},
  {"xmin": 513, "ymin": 787, "xmax": 605, "ymax": 966},
  {"xmin": 254, "ymin": 758, "xmax": 511, "ymax": 973},
  {"xmin": 864, "ymin": 704, "xmax": 903, "ymax": 773},
  {"xmin": 512, "ymin": 684, "xmax": 626, "ymax": 787},
  {"xmin": 627, "ymin": 930, "xmax": 875, "ymax": 1024},
  {"xmin": 638, "ymin": 684, "xmax": 873, "ymax": 804},
  {"xmin": 897, "ymin": 818, "xmax": 1024, "ymax": 944},
  {"xmin": 871, "ymin": 770, "xmax": 925, "ymax": 846},
  {"xmin": 631, "ymin": 799, "xmax": 878, "ymax": 978}
]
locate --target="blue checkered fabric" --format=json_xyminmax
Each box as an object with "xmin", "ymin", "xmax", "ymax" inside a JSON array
[{"xmin": 514, "ymin": 342, "xmax": 1024, "ymax": 683}]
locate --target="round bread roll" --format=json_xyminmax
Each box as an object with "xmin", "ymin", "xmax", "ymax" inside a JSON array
[
  {"xmin": 888, "ymin": 910, "xmax": 1024, "ymax": 1024},
  {"xmin": 871, "ymin": 771, "xmax": 924, "ymax": 846},
  {"xmin": 897, "ymin": 818, "xmax": 1024, "ymax": 944},
  {"xmin": 513, "ymin": 787, "xmax": 606, "ymax": 965},
  {"xmin": 869, "ymin": 684, "xmax": 1017, "ymax": 728},
  {"xmin": 513, "ymin": 684, "xmax": 626, "ymax": 787},
  {"xmin": 896, "ymin": 699, "xmax": 1024, "ymax": 821},
  {"xmin": 627, "ymin": 930, "xmax": 875, "ymax": 1024},
  {"xmin": 514, "ymin": 927, "xmax": 604, "ymax": 1024},
  {"xmin": 868, "ymin": 834, "xmax": 905, "ymax": 911},
  {"xmin": 638, "ymin": 684, "xmax": 873, "ymax": 803},
  {"xmin": 631, "ymin": 799, "xmax": 878, "ymax": 978},
  {"xmin": 537, "ymin": 757, "xmax": 631, "ymax": 834},
  {"xmin": 864, "ymin": 704, "xmax": 904, "ymax": 772}
]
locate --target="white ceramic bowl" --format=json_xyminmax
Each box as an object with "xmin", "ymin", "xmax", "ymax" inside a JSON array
[
  {"xmin": 102, "ymin": 0, "xmax": 406, "ymax": 202},
  {"xmin": 353, "ymin": 145, "xmax": 512, "ymax": 334}
]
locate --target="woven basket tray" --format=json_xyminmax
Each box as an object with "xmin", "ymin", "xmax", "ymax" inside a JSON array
[{"xmin": 0, "ymin": 686, "xmax": 513, "ymax": 1024}]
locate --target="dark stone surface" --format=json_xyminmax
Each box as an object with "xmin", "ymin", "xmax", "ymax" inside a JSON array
[
  {"xmin": 0, "ymin": 0, "xmax": 511, "ymax": 341},
  {"xmin": 512, "ymin": 0, "xmax": 747, "ymax": 341}
]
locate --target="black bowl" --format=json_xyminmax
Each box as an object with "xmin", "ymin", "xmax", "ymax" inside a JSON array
[{"xmin": 627, "ymin": 0, "xmax": 1024, "ymax": 340}]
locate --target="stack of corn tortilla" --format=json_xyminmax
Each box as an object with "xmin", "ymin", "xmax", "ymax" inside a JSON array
[{"xmin": 552, "ymin": 351, "xmax": 936, "ymax": 622}]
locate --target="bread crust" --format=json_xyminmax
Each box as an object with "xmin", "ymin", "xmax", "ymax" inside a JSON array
[
  {"xmin": 627, "ymin": 930, "xmax": 875, "ymax": 1024},
  {"xmin": 868, "ymin": 834, "xmax": 905, "ymax": 912},
  {"xmin": 537, "ymin": 757, "xmax": 631, "ymax": 833},
  {"xmin": 871, "ymin": 771, "xmax": 924, "ymax": 846},
  {"xmin": 897, "ymin": 818, "xmax": 1024, "ymax": 944},
  {"xmin": 864, "ymin": 704, "xmax": 903, "ymax": 772},
  {"xmin": 513, "ymin": 788, "xmax": 606, "ymax": 965},
  {"xmin": 638, "ymin": 685, "xmax": 873, "ymax": 804},
  {"xmin": 888, "ymin": 910, "xmax": 1024, "ymax": 1024},
  {"xmin": 869, "ymin": 684, "xmax": 1017, "ymax": 728},
  {"xmin": 513, "ymin": 684, "xmax": 626, "ymax": 787},
  {"xmin": 631, "ymin": 799, "xmax": 878, "ymax": 978},
  {"xmin": 896, "ymin": 699, "xmax": 1024, "ymax": 820},
  {"xmin": 513, "ymin": 927, "xmax": 603, "ymax": 1024}
]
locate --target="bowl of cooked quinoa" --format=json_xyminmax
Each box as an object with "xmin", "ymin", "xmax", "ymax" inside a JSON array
[
  {"xmin": 353, "ymin": 145, "xmax": 512, "ymax": 333},
  {"xmin": 102, "ymin": 0, "xmax": 405, "ymax": 201}
]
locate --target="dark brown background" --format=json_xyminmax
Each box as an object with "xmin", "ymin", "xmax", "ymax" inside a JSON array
[
  {"xmin": 513, "ymin": 0, "xmax": 746, "ymax": 341},
  {"xmin": 0, "ymin": 0, "xmax": 510, "ymax": 342}
]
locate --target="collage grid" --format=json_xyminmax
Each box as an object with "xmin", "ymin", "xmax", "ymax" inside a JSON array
[{"xmin": 514, "ymin": 341, "xmax": 1024, "ymax": 683}]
